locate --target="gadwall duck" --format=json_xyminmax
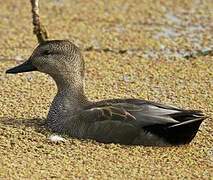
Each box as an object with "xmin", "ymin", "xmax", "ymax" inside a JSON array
[{"xmin": 6, "ymin": 40, "xmax": 206, "ymax": 146}]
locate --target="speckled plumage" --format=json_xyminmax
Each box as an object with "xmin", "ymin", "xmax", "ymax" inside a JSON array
[{"xmin": 6, "ymin": 40, "xmax": 206, "ymax": 146}]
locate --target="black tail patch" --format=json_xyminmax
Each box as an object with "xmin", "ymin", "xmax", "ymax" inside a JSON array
[
  {"xmin": 144, "ymin": 115, "xmax": 206, "ymax": 145},
  {"xmin": 166, "ymin": 117, "xmax": 205, "ymax": 145}
]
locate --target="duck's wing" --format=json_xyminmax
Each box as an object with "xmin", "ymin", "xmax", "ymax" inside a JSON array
[{"xmin": 78, "ymin": 100, "xmax": 206, "ymax": 146}]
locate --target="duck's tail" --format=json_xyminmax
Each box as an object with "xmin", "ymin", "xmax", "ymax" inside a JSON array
[
  {"xmin": 167, "ymin": 117, "xmax": 205, "ymax": 145},
  {"xmin": 147, "ymin": 110, "xmax": 206, "ymax": 145}
]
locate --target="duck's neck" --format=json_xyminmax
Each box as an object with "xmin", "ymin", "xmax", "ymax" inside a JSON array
[
  {"xmin": 55, "ymin": 75, "xmax": 87, "ymax": 102},
  {"xmin": 46, "ymin": 74, "xmax": 89, "ymax": 129}
]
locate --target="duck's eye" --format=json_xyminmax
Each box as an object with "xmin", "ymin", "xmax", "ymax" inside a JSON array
[{"xmin": 43, "ymin": 50, "xmax": 51, "ymax": 56}]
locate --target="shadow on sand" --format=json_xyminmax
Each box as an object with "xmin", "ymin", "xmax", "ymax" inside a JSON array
[{"xmin": 0, "ymin": 117, "xmax": 47, "ymax": 134}]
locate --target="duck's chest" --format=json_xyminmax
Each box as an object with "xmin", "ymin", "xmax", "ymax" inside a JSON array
[{"xmin": 46, "ymin": 94, "xmax": 83, "ymax": 136}]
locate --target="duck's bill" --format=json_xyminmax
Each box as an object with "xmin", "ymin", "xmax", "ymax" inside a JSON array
[{"xmin": 6, "ymin": 60, "xmax": 37, "ymax": 74}]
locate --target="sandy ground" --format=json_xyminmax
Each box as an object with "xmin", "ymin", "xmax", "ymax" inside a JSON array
[{"xmin": 0, "ymin": 0, "xmax": 212, "ymax": 179}]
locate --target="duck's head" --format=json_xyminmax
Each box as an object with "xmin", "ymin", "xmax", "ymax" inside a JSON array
[{"xmin": 6, "ymin": 40, "xmax": 85, "ymax": 81}]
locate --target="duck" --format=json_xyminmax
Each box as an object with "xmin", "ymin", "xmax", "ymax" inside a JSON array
[{"xmin": 6, "ymin": 40, "xmax": 206, "ymax": 146}]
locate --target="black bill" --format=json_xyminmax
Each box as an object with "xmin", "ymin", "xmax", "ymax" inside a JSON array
[{"xmin": 6, "ymin": 60, "xmax": 37, "ymax": 74}]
